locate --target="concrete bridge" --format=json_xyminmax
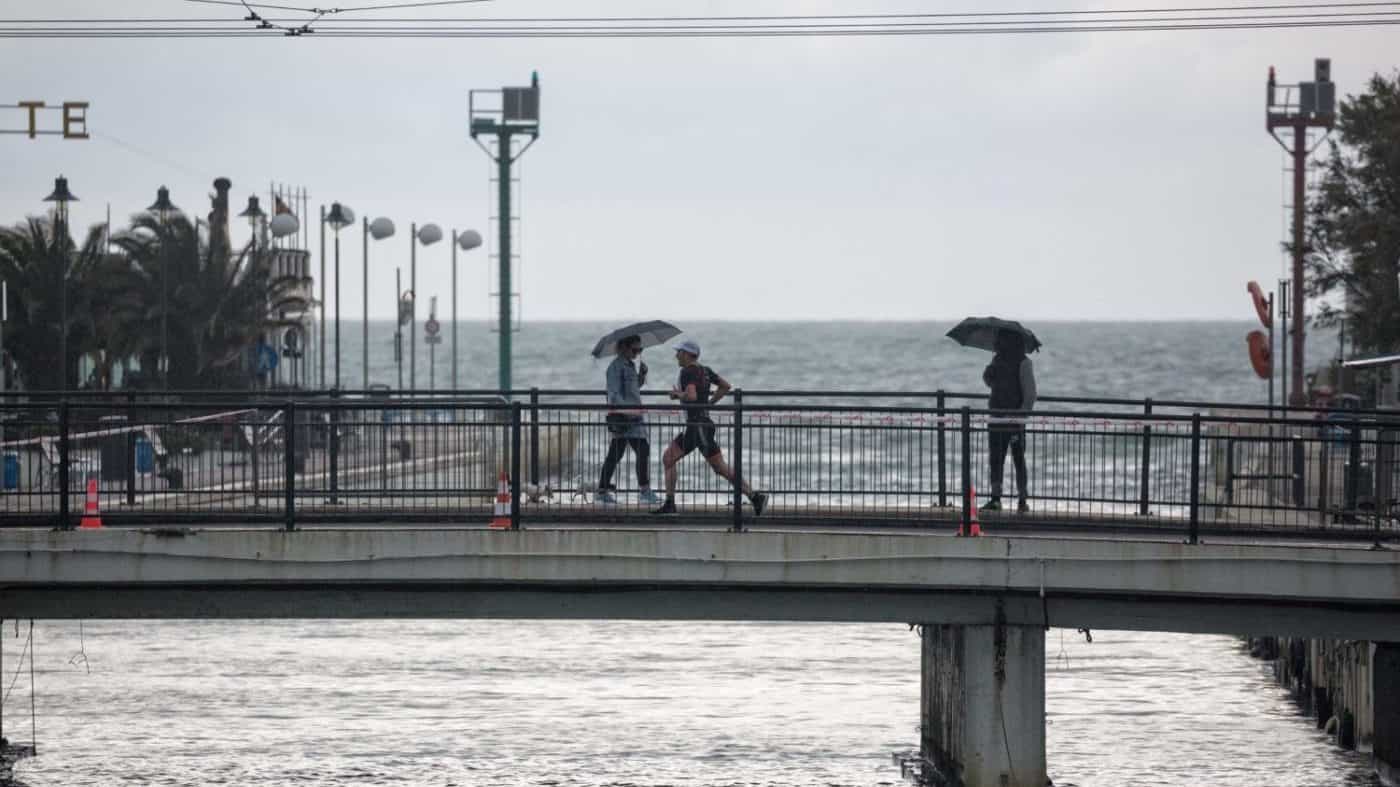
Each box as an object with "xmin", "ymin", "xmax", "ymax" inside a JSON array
[
  {"xmin": 2, "ymin": 525, "xmax": 1397, "ymax": 786},
  {"xmin": 3, "ymin": 390, "xmax": 1400, "ymax": 786}
]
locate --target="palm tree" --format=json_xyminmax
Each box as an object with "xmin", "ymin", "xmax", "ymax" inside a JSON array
[
  {"xmin": 0, "ymin": 216, "xmax": 109, "ymax": 390},
  {"xmin": 112, "ymin": 213, "xmax": 294, "ymax": 389}
]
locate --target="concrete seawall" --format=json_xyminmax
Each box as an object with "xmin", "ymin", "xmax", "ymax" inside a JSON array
[{"xmin": 1247, "ymin": 637, "xmax": 1399, "ymax": 785}]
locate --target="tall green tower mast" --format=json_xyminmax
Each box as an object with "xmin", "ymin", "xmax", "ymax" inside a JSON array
[{"xmin": 469, "ymin": 72, "xmax": 540, "ymax": 395}]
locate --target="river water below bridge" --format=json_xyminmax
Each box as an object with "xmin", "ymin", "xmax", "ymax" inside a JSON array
[{"xmin": 1, "ymin": 621, "xmax": 1380, "ymax": 786}]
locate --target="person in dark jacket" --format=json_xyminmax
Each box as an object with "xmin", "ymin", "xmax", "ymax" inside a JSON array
[{"xmin": 982, "ymin": 329, "xmax": 1037, "ymax": 512}]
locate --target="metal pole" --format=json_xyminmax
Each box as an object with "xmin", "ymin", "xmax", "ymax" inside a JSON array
[
  {"xmin": 319, "ymin": 205, "xmax": 326, "ymax": 390},
  {"xmin": 497, "ymin": 132, "xmax": 513, "ymax": 394},
  {"xmin": 1189, "ymin": 412, "xmax": 1202, "ymax": 544},
  {"xmin": 936, "ymin": 390, "xmax": 947, "ymax": 508},
  {"xmin": 410, "ymin": 223, "xmax": 417, "ymax": 393},
  {"xmin": 58, "ymin": 205, "xmax": 67, "ymax": 390},
  {"xmin": 1, "ymin": 279, "xmax": 7, "ymax": 395},
  {"xmin": 334, "ymin": 229, "xmax": 342, "ymax": 390},
  {"xmin": 1139, "ymin": 399, "xmax": 1153, "ymax": 516},
  {"xmin": 960, "ymin": 407, "xmax": 972, "ymax": 533},
  {"xmin": 1267, "ymin": 293, "xmax": 1275, "ymax": 415},
  {"xmin": 510, "ymin": 401, "xmax": 522, "ymax": 529},
  {"xmin": 452, "ymin": 230, "xmax": 459, "ymax": 391},
  {"xmin": 284, "ymin": 400, "xmax": 296, "ymax": 531},
  {"xmin": 363, "ymin": 217, "xmax": 370, "ymax": 391},
  {"xmin": 329, "ymin": 391, "xmax": 340, "ymax": 505},
  {"xmin": 58, "ymin": 399, "xmax": 70, "ymax": 529},
  {"xmin": 1290, "ymin": 123, "xmax": 1307, "ymax": 406},
  {"xmin": 732, "ymin": 389, "xmax": 744, "ymax": 532},
  {"xmin": 160, "ymin": 211, "xmax": 168, "ymax": 389},
  {"xmin": 529, "ymin": 387, "xmax": 540, "ymax": 485},
  {"xmin": 395, "ymin": 267, "xmax": 404, "ymax": 392},
  {"xmin": 1280, "ymin": 279, "xmax": 1290, "ymax": 415}
]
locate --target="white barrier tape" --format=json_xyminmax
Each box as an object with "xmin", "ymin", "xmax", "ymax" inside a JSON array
[{"xmin": 0, "ymin": 408, "xmax": 258, "ymax": 451}]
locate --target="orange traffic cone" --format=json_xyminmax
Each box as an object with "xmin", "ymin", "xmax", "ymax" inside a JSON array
[
  {"xmin": 959, "ymin": 485, "xmax": 983, "ymax": 537},
  {"xmin": 489, "ymin": 472, "xmax": 512, "ymax": 529},
  {"xmin": 79, "ymin": 476, "xmax": 103, "ymax": 529}
]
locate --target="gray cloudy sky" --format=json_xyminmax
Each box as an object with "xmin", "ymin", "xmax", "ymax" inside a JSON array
[{"xmin": 2, "ymin": 0, "xmax": 1396, "ymax": 322}]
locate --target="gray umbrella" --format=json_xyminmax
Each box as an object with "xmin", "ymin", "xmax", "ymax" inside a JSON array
[
  {"xmin": 590, "ymin": 320, "xmax": 683, "ymax": 358},
  {"xmin": 945, "ymin": 317, "xmax": 1042, "ymax": 353}
]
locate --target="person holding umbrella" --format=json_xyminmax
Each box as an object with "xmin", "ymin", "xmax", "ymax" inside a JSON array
[
  {"xmin": 591, "ymin": 321, "xmax": 681, "ymax": 505},
  {"xmin": 651, "ymin": 339, "xmax": 767, "ymax": 517},
  {"xmin": 946, "ymin": 318, "xmax": 1040, "ymax": 513},
  {"xmin": 597, "ymin": 334, "xmax": 659, "ymax": 505},
  {"xmin": 982, "ymin": 329, "xmax": 1037, "ymax": 512}
]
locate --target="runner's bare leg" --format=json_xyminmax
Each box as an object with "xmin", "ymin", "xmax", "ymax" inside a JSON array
[
  {"xmin": 706, "ymin": 453, "xmax": 754, "ymax": 497},
  {"xmin": 662, "ymin": 441, "xmax": 683, "ymax": 497}
]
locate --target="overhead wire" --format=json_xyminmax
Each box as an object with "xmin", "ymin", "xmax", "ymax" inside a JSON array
[
  {"xmin": 2, "ymin": 1, "xmax": 1399, "ymax": 37},
  {"xmin": 4, "ymin": 19, "xmax": 1400, "ymax": 37}
]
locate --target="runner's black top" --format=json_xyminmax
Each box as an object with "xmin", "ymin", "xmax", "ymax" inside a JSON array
[{"xmin": 678, "ymin": 364, "xmax": 719, "ymax": 423}]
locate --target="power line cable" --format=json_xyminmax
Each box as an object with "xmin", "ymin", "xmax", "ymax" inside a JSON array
[
  {"xmin": 4, "ymin": 18, "xmax": 1400, "ymax": 36},
  {"xmin": 6, "ymin": 1, "xmax": 1400, "ymax": 37},
  {"xmin": 11, "ymin": 0, "xmax": 1400, "ymax": 21}
]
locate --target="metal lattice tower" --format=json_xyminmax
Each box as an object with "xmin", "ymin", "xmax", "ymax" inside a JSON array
[{"xmin": 470, "ymin": 72, "xmax": 540, "ymax": 395}]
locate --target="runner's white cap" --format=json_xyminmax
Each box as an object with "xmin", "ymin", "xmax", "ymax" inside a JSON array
[{"xmin": 673, "ymin": 339, "xmax": 701, "ymax": 357}]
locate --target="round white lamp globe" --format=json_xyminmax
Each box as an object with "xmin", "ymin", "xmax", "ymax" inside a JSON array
[
  {"xmin": 417, "ymin": 223, "xmax": 443, "ymax": 246},
  {"xmin": 369, "ymin": 217, "xmax": 396, "ymax": 240},
  {"xmin": 457, "ymin": 229, "xmax": 483, "ymax": 251}
]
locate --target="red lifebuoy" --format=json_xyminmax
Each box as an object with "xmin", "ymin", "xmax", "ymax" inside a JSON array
[
  {"xmin": 1247, "ymin": 281, "xmax": 1271, "ymax": 329},
  {"xmin": 1247, "ymin": 330, "xmax": 1271, "ymax": 379}
]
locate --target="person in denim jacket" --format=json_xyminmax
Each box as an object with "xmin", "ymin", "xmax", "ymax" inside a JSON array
[{"xmin": 598, "ymin": 335, "xmax": 659, "ymax": 504}]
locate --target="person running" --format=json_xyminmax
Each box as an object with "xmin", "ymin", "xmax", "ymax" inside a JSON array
[
  {"xmin": 598, "ymin": 335, "xmax": 659, "ymax": 505},
  {"xmin": 652, "ymin": 339, "xmax": 767, "ymax": 516},
  {"xmin": 983, "ymin": 329, "xmax": 1037, "ymax": 513}
]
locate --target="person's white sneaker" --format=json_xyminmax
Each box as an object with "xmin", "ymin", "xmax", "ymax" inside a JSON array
[
  {"xmin": 638, "ymin": 488, "xmax": 661, "ymax": 505},
  {"xmin": 596, "ymin": 490, "xmax": 617, "ymax": 505}
]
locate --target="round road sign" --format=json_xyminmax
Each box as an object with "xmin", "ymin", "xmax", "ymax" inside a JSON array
[{"xmin": 425, "ymin": 318, "xmax": 441, "ymax": 336}]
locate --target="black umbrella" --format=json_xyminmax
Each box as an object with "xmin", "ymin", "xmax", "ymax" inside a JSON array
[
  {"xmin": 945, "ymin": 317, "xmax": 1042, "ymax": 353},
  {"xmin": 590, "ymin": 320, "xmax": 683, "ymax": 358}
]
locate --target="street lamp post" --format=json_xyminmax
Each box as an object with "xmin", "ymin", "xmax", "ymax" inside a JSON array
[
  {"xmin": 239, "ymin": 197, "xmax": 269, "ymax": 387},
  {"xmin": 268, "ymin": 210, "xmax": 301, "ymax": 388},
  {"xmin": 452, "ymin": 229, "xmax": 483, "ymax": 391},
  {"xmin": 147, "ymin": 186, "xmax": 178, "ymax": 389},
  {"xmin": 326, "ymin": 203, "xmax": 354, "ymax": 389},
  {"xmin": 43, "ymin": 176, "xmax": 78, "ymax": 390},
  {"xmin": 409, "ymin": 222, "xmax": 443, "ymax": 391},
  {"xmin": 364, "ymin": 217, "xmax": 396, "ymax": 390}
]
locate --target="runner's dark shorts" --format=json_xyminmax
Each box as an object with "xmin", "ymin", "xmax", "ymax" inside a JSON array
[{"xmin": 673, "ymin": 421, "xmax": 722, "ymax": 459}]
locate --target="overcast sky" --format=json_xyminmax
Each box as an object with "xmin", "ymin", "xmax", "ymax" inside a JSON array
[{"xmin": 2, "ymin": 0, "xmax": 1396, "ymax": 321}]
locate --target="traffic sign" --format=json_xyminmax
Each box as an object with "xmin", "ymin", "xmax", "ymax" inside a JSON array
[
  {"xmin": 425, "ymin": 335, "xmax": 443, "ymax": 345},
  {"xmin": 425, "ymin": 318, "xmax": 441, "ymax": 336}
]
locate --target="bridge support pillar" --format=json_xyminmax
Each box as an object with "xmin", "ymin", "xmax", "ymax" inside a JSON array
[
  {"xmin": 921, "ymin": 620, "xmax": 1046, "ymax": 787},
  {"xmin": 1376, "ymin": 642, "xmax": 1400, "ymax": 785}
]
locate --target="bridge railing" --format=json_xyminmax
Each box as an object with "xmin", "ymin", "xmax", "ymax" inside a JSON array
[{"xmin": 1, "ymin": 393, "xmax": 1396, "ymax": 541}]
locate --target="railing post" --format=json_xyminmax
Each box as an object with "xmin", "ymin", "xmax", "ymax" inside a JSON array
[
  {"xmin": 1138, "ymin": 398, "xmax": 1152, "ymax": 516},
  {"xmin": 1291, "ymin": 434, "xmax": 1305, "ymax": 508},
  {"xmin": 58, "ymin": 399, "xmax": 70, "ymax": 530},
  {"xmin": 1346, "ymin": 418, "xmax": 1362, "ymax": 514},
  {"xmin": 284, "ymin": 400, "xmax": 297, "ymax": 531},
  {"xmin": 529, "ymin": 387, "xmax": 540, "ymax": 486},
  {"xmin": 960, "ymin": 407, "xmax": 972, "ymax": 532},
  {"xmin": 250, "ymin": 410, "xmax": 261, "ymax": 508},
  {"xmin": 510, "ymin": 401, "xmax": 523, "ymax": 530},
  {"xmin": 328, "ymin": 389, "xmax": 340, "ymax": 505},
  {"xmin": 936, "ymin": 390, "xmax": 947, "ymax": 508},
  {"xmin": 732, "ymin": 389, "xmax": 745, "ymax": 532},
  {"xmin": 1189, "ymin": 412, "xmax": 1201, "ymax": 544},
  {"xmin": 125, "ymin": 390, "xmax": 137, "ymax": 507},
  {"xmin": 1223, "ymin": 438, "xmax": 1236, "ymax": 504}
]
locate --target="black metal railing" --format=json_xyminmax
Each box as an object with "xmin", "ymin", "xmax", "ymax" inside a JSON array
[{"xmin": 2, "ymin": 390, "xmax": 1397, "ymax": 541}]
